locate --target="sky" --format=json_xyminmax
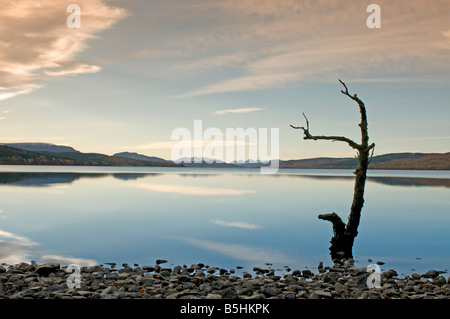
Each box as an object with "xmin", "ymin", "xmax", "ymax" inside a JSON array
[{"xmin": 0, "ymin": 0, "xmax": 449, "ymax": 161}]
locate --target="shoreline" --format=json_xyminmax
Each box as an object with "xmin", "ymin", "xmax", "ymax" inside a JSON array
[{"xmin": 1, "ymin": 259, "xmax": 448, "ymax": 299}]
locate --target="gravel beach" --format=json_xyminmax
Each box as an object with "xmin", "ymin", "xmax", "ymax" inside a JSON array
[{"xmin": 0, "ymin": 259, "xmax": 449, "ymax": 299}]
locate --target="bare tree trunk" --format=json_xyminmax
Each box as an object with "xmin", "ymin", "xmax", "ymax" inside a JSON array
[{"xmin": 291, "ymin": 80, "xmax": 375, "ymax": 260}]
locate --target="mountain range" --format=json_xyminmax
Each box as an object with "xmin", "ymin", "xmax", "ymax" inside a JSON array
[
  {"xmin": 0, "ymin": 143, "xmax": 449, "ymax": 170},
  {"xmin": 0, "ymin": 144, "xmax": 178, "ymax": 167}
]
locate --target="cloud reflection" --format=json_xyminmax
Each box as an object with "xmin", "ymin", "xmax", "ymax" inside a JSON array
[
  {"xmin": 180, "ymin": 237, "xmax": 299, "ymax": 265},
  {"xmin": 211, "ymin": 219, "xmax": 262, "ymax": 230},
  {"xmin": 0, "ymin": 228, "xmax": 97, "ymax": 266},
  {"xmin": 40, "ymin": 254, "xmax": 97, "ymax": 267},
  {"xmin": 136, "ymin": 183, "xmax": 256, "ymax": 196}
]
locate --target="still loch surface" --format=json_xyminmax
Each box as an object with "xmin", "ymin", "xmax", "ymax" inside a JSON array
[{"xmin": 0, "ymin": 166, "xmax": 449, "ymax": 276}]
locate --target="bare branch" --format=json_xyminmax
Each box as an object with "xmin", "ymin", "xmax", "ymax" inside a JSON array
[
  {"xmin": 308, "ymin": 135, "xmax": 361, "ymax": 150},
  {"xmin": 291, "ymin": 113, "xmax": 361, "ymax": 150},
  {"xmin": 368, "ymin": 143, "xmax": 376, "ymax": 164},
  {"xmin": 339, "ymin": 79, "xmax": 349, "ymax": 95},
  {"xmin": 290, "ymin": 113, "xmax": 309, "ymax": 130}
]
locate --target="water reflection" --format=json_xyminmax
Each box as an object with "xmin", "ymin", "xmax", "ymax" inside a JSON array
[
  {"xmin": 281, "ymin": 174, "xmax": 450, "ymax": 190},
  {"xmin": 178, "ymin": 236, "xmax": 301, "ymax": 266},
  {"xmin": 0, "ymin": 228, "xmax": 97, "ymax": 266},
  {"xmin": 0, "ymin": 172, "xmax": 159, "ymax": 187},
  {"xmin": 0, "ymin": 171, "xmax": 449, "ymax": 190},
  {"xmin": 0, "ymin": 169, "xmax": 449, "ymax": 273}
]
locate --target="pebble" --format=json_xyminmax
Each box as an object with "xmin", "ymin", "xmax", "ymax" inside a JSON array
[{"xmin": 0, "ymin": 260, "xmax": 448, "ymax": 299}]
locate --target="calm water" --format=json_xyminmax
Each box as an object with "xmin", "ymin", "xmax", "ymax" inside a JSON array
[{"xmin": 0, "ymin": 165, "xmax": 449, "ymax": 276}]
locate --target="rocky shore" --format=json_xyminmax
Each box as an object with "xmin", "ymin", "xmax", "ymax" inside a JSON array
[{"xmin": 0, "ymin": 259, "xmax": 449, "ymax": 299}]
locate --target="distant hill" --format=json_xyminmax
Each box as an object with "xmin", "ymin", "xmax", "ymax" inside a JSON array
[
  {"xmin": 232, "ymin": 160, "xmax": 271, "ymax": 168},
  {"xmin": 176, "ymin": 157, "xmax": 242, "ymax": 168},
  {"xmin": 279, "ymin": 152, "xmax": 450, "ymax": 170},
  {"xmin": 369, "ymin": 152, "xmax": 450, "ymax": 170},
  {"xmin": 1, "ymin": 142, "xmax": 449, "ymax": 170},
  {"xmin": 113, "ymin": 152, "xmax": 168, "ymax": 163},
  {"xmin": 0, "ymin": 145, "xmax": 179, "ymax": 167},
  {"xmin": 1, "ymin": 143, "xmax": 80, "ymax": 153}
]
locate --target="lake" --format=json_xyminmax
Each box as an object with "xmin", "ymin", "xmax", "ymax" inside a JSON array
[{"xmin": 0, "ymin": 165, "xmax": 449, "ymax": 276}]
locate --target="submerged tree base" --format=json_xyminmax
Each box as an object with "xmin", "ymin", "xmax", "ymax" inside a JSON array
[{"xmin": 318, "ymin": 213, "xmax": 355, "ymax": 260}]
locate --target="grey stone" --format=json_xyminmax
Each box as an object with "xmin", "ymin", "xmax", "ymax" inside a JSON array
[
  {"xmin": 432, "ymin": 276, "xmax": 447, "ymax": 286},
  {"xmin": 423, "ymin": 270, "xmax": 439, "ymax": 279},
  {"xmin": 323, "ymin": 272, "xmax": 340, "ymax": 284},
  {"xmin": 101, "ymin": 286, "xmax": 116, "ymax": 296},
  {"xmin": 349, "ymin": 267, "xmax": 366, "ymax": 276},
  {"xmin": 383, "ymin": 269, "xmax": 398, "ymax": 279},
  {"xmin": 308, "ymin": 291, "xmax": 320, "ymax": 299},
  {"xmin": 314, "ymin": 290, "xmax": 332, "ymax": 298},
  {"xmin": 221, "ymin": 287, "xmax": 237, "ymax": 299},
  {"xmin": 36, "ymin": 262, "xmax": 60, "ymax": 276},
  {"xmin": 172, "ymin": 266, "xmax": 182, "ymax": 275},
  {"xmin": 142, "ymin": 265, "xmax": 155, "ymax": 272},
  {"xmin": 90, "ymin": 279, "xmax": 102, "ymax": 290},
  {"xmin": 292, "ymin": 270, "xmax": 301, "ymax": 276},
  {"xmin": 263, "ymin": 287, "xmax": 279, "ymax": 297},
  {"xmin": 411, "ymin": 273, "xmax": 421, "ymax": 279},
  {"xmin": 159, "ymin": 270, "xmax": 171, "ymax": 278},
  {"xmin": 293, "ymin": 285, "xmax": 307, "ymax": 292}
]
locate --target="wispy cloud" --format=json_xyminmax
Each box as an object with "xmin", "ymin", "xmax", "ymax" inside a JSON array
[
  {"xmin": 211, "ymin": 219, "xmax": 262, "ymax": 230},
  {"xmin": 212, "ymin": 107, "xmax": 265, "ymax": 116},
  {"xmin": 136, "ymin": 183, "xmax": 256, "ymax": 196},
  {"xmin": 0, "ymin": 0, "xmax": 128, "ymax": 101},
  {"xmin": 175, "ymin": 73, "xmax": 298, "ymax": 98},
  {"xmin": 44, "ymin": 63, "xmax": 102, "ymax": 76},
  {"xmin": 169, "ymin": 0, "xmax": 450, "ymax": 97}
]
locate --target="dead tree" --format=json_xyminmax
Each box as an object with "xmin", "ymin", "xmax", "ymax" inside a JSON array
[{"xmin": 290, "ymin": 80, "xmax": 375, "ymax": 260}]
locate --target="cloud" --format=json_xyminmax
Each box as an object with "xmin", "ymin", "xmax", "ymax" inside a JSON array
[
  {"xmin": 136, "ymin": 183, "xmax": 256, "ymax": 196},
  {"xmin": 44, "ymin": 63, "xmax": 102, "ymax": 76},
  {"xmin": 175, "ymin": 73, "xmax": 299, "ymax": 98},
  {"xmin": 210, "ymin": 219, "xmax": 262, "ymax": 230},
  {"xmin": 212, "ymin": 107, "xmax": 265, "ymax": 116},
  {"xmin": 0, "ymin": 0, "xmax": 128, "ymax": 101},
  {"xmin": 177, "ymin": 52, "xmax": 255, "ymax": 72},
  {"xmin": 440, "ymin": 30, "xmax": 450, "ymax": 50},
  {"xmin": 170, "ymin": 0, "xmax": 450, "ymax": 97},
  {"xmin": 0, "ymin": 84, "xmax": 42, "ymax": 102}
]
